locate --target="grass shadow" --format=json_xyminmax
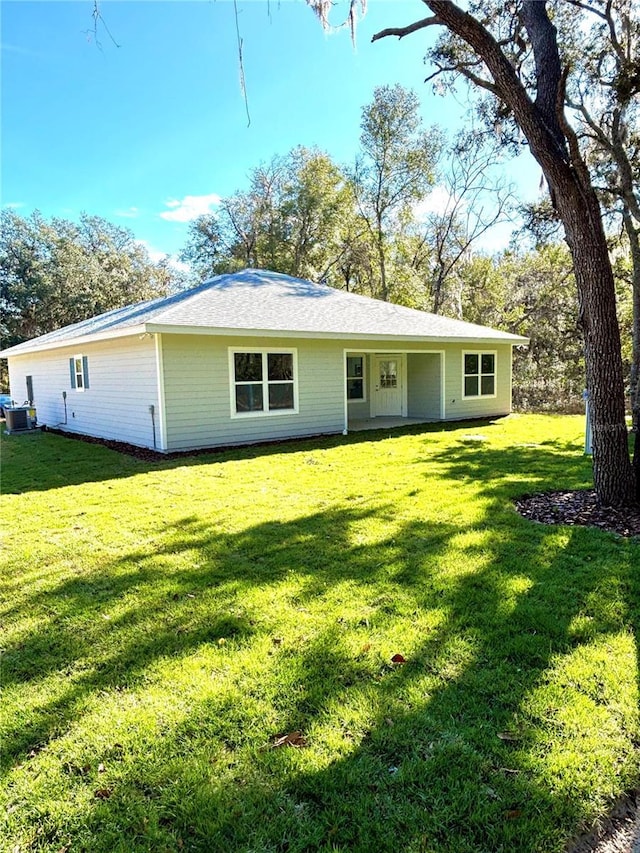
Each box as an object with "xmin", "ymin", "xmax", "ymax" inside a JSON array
[
  {"xmin": 3, "ymin": 415, "xmax": 638, "ymax": 852},
  {"xmin": 37, "ymin": 516, "xmax": 637, "ymax": 852},
  {"xmin": 1, "ymin": 417, "xmax": 503, "ymax": 495}
]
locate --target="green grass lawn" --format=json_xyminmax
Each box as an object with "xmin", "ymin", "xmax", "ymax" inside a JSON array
[{"xmin": 1, "ymin": 414, "xmax": 638, "ymax": 853}]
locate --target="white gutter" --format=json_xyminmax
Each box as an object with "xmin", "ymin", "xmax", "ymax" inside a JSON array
[
  {"xmin": 143, "ymin": 323, "xmax": 530, "ymax": 346},
  {"xmin": 0, "ymin": 324, "xmax": 148, "ymax": 357},
  {"xmin": 1, "ymin": 321, "xmax": 529, "ymax": 359}
]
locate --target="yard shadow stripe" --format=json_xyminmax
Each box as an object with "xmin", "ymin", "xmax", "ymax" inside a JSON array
[{"xmin": 4, "ymin": 503, "xmax": 638, "ymax": 851}]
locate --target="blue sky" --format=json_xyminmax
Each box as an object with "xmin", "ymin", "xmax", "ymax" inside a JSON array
[{"xmin": 2, "ymin": 0, "xmax": 542, "ymax": 264}]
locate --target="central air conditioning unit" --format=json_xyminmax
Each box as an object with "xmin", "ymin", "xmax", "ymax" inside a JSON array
[{"xmin": 5, "ymin": 406, "xmax": 38, "ymax": 434}]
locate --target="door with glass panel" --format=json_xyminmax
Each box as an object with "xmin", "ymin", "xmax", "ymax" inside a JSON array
[{"xmin": 372, "ymin": 355, "xmax": 403, "ymax": 416}]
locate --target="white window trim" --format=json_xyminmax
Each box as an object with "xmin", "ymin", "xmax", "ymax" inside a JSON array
[
  {"xmin": 346, "ymin": 353, "xmax": 367, "ymax": 404},
  {"xmin": 228, "ymin": 347, "xmax": 299, "ymax": 419},
  {"xmin": 73, "ymin": 354, "xmax": 86, "ymax": 392},
  {"xmin": 462, "ymin": 350, "xmax": 497, "ymax": 400}
]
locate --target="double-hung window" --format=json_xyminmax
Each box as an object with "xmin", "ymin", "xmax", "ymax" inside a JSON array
[
  {"xmin": 346, "ymin": 355, "xmax": 365, "ymax": 401},
  {"xmin": 463, "ymin": 352, "xmax": 495, "ymax": 398},
  {"xmin": 69, "ymin": 355, "xmax": 89, "ymax": 391},
  {"xmin": 231, "ymin": 349, "xmax": 297, "ymax": 416}
]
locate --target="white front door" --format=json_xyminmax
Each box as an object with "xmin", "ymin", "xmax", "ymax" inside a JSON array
[{"xmin": 372, "ymin": 355, "xmax": 404, "ymax": 416}]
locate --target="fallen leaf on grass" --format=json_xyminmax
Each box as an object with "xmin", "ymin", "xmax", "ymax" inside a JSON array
[
  {"xmin": 391, "ymin": 654, "xmax": 406, "ymax": 664},
  {"xmin": 62, "ymin": 762, "xmax": 90, "ymax": 776},
  {"xmin": 270, "ymin": 731, "xmax": 307, "ymax": 749},
  {"xmin": 94, "ymin": 788, "xmax": 113, "ymax": 800},
  {"xmin": 505, "ymin": 809, "xmax": 522, "ymax": 820},
  {"xmin": 497, "ymin": 731, "xmax": 521, "ymax": 741}
]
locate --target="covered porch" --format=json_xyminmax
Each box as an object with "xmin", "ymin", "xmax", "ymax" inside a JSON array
[{"xmin": 344, "ymin": 349, "xmax": 444, "ymax": 433}]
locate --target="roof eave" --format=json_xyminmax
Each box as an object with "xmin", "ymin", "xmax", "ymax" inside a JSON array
[
  {"xmin": 0, "ymin": 321, "xmax": 529, "ymax": 359},
  {"xmin": 144, "ymin": 322, "xmax": 529, "ymax": 345},
  {"xmin": 0, "ymin": 324, "xmax": 148, "ymax": 358}
]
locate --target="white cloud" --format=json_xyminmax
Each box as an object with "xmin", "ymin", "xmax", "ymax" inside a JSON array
[
  {"xmin": 137, "ymin": 240, "xmax": 166, "ymax": 263},
  {"xmin": 136, "ymin": 240, "xmax": 190, "ymax": 274},
  {"xmin": 413, "ymin": 186, "xmax": 457, "ymax": 220},
  {"xmin": 470, "ymin": 221, "xmax": 516, "ymax": 254},
  {"xmin": 159, "ymin": 193, "xmax": 221, "ymax": 223},
  {"xmin": 115, "ymin": 206, "xmax": 140, "ymax": 219}
]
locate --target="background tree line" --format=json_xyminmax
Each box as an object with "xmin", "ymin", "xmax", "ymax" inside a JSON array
[
  {"xmin": 2, "ymin": 46, "xmax": 635, "ymax": 427},
  {"xmin": 179, "ymin": 80, "xmax": 632, "ymax": 417},
  {"xmin": 0, "ymin": 211, "xmax": 178, "ymax": 387}
]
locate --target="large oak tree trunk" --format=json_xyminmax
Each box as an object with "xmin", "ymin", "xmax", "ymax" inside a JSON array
[
  {"xmin": 556, "ymin": 185, "xmax": 634, "ymax": 504},
  {"xmin": 623, "ymin": 208, "xmax": 640, "ymax": 501},
  {"xmin": 420, "ymin": 0, "xmax": 636, "ymax": 506}
]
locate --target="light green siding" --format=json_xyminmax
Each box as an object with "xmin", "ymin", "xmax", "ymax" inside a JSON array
[
  {"xmin": 340, "ymin": 341, "xmax": 513, "ymax": 423},
  {"xmin": 407, "ymin": 353, "xmax": 442, "ymax": 419},
  {"xmin": 157, "ymin": 336, "xmax": 515, "ymax": 451},
  {"xmin": 441, "ymin": 343, "xmax": 512, "ymax": 420},
  {"xmin": 160, "ymin": 335, "xmax": 346, "ymax": 451},
  {"xmin": 7, "ymin": 332, "xmax": 517, "ymax": 453}
]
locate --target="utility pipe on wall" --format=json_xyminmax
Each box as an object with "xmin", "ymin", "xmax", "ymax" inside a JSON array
[{"xmin": 149, "ymin": 404, "xmax": 156, "ymax": 450}]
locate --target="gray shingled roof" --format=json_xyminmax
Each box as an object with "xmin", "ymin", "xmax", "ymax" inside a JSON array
[{"xmin": 1, "ymin": 269, "xmax": 528, "ymax": 356}]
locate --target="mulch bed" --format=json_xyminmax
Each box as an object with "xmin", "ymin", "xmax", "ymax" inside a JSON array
[
  {"xmin": 515, "ymin": 489, "xmax": 640, "ymax": 538},
  {"xmin": 567, "ymin": 792, "xmax": 640, "ymax": 853},
  {"xmin": 42, "ymin": 426, "xmax": 314, "ymax": 463}
]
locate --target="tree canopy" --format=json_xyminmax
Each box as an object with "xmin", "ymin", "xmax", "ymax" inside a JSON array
[
  {"xmin": 312, "ymin": 0, "xmax": 637, "ymax": 505},
  {"xmin": 0, "ymin": 210, "xmax": 174, "ymax": 355}
]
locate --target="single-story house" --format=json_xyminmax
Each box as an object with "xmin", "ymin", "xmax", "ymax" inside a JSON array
[{"xmin": 0, "ymin": 269, "xmax": 528, "ymax": 452}]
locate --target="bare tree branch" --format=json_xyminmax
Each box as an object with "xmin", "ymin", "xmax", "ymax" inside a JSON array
[
  {"xmin": 372, "ymin": 16, "xmax": 440, "ymax": 42},
  {"xmin": 86, "ymin": 2, "xmax": 120, "ymax": 51},
  {"xmin": 456, "ymin": 66, "xmax": 501, "ymax": 96},
  {"xmin": 233, "ymin": 0, "xmax": 251, "ymax": 127},
  {"xmin": 563, "ymin": 0, "xmax": 608, "ymax": 20},
  {"xmin": 423, "ymin": 58, "xmax": 499, "ymax": 96},
  {"xmin": 604, "ymin": 0, "xmax": 628, "ymax": 65}
]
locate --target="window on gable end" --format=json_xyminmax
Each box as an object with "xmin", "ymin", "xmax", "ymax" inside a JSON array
[{"xmin": 70, "ymin": 355, "xmax": 90, "ymax": 391}]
